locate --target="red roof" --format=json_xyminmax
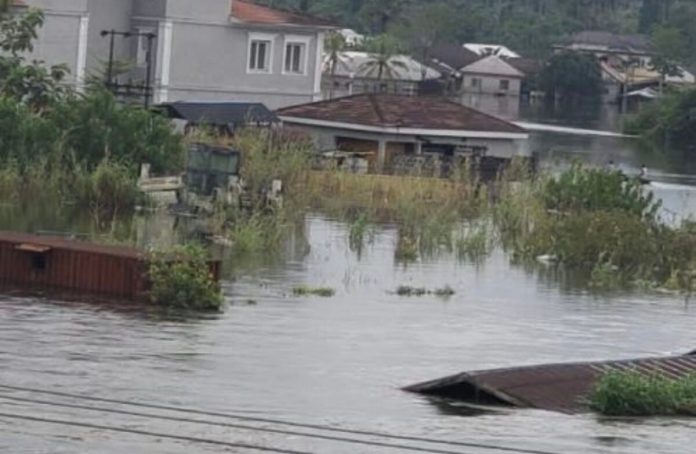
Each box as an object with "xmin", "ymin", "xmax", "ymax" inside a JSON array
[
  {"xmin": 231, "ymin": 0, "xmax": 334, "ymax": 27},
  {"xmin": 277, "ymin": 94, "xmax": 526, "ymax": 135}
]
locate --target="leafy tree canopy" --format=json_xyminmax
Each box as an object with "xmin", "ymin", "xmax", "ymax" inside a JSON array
[{"xmin": 538, "ymin": 52, "xmax": 604, "ymax": 100}]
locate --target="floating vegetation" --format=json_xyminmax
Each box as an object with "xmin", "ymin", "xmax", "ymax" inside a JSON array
[
  {"xmin": 395, "ymin": 286, "xmax": 455, "ymax": 298},
  {"xmin": 590, "ymin": 371, "xmax": 696, "ymax": 417},
  {"xmin": 292, "ymin": 285, "xmax": 336, "ymax": 297}
]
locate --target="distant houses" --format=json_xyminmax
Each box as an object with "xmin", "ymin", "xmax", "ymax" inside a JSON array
[{"xmin": 554, "ymin": 30, "xmax": 695, "ymax": 104}]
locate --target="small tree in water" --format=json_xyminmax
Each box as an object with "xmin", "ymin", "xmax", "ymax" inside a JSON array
[{"xmin": 149, "ymin": 244, "xmax": 223, "ymax": 311}]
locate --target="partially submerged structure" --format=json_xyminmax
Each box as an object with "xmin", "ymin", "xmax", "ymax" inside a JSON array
[
  {"xmin": 0, "ymin": 231, "xmax": 221, "ymax": 301},
  {"xmin": 405, "ymin": 352, "xmax": 696, "ymax": 414},
  {"xmin": 554, "ymin": 30, "xmax": 695, "ymax": 102},
  {"xmin": 277, "ymin": 94, "xmax": 529, "ymax": 175}
]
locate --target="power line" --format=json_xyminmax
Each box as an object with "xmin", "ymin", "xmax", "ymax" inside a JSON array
[
  {"xmin": 0, "ymin": 384, "xmax": 557, "ymax": 454},
  {"xmin": 0, "ymin": 394, "xmax": 470, "ymax": 454},
  {"xmin": 0, "ymin": 411, "xmax": 313, "ymax": 454}
]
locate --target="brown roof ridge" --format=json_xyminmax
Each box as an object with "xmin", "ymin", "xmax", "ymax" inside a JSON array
[
  {"xmin": 277, "ymin": 93, "xmax": 526, "ymax": 135},
  {"xmin": 276, "ymin": 93, "xmax": 367, "ymax": 115},
  {"xmin": 432, "ymin": 95, "xmax": 526, "ymax": 133}
]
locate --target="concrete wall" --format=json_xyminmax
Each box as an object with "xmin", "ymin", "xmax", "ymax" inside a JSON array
[
  {"xmin": 133, "ymin": 0, "xmax": 166, "ymax": 17},
  {"xmin": 461, "ymin": 74, "xmax": 521, "ymax": 96},
  {"xmin": 283, "ymin": 123, "xmax": 530, "ymax": 160},
  {"xmin": 165, "ymin": 0, "xmax": 231, "ymax": 21},
  {"xmin": 86, "ymin": 0, "xmax": 134, "ymax": 77},
  {"xmin": 15, "ymin": 0, "xmax": 89, "ymax": 82},
  {"xmin": 163, "ymin": 23, "xmax": 322, "ymax": 108},
  {"xmin": 18, "ymin": 0, "xmax": 325, "ymax": 108}
]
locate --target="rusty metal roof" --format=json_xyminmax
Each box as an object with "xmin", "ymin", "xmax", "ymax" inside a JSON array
[
  {"xmin": 404, "ymin": 353, "xmax": 696, "ymax": 414},
  {"xmin": 0, "ymin": 231, "xmax": 142, "ymax": 259}
]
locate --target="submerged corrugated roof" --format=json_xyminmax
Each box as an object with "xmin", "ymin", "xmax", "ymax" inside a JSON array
[{"xmin": 405, "ymin": 353, "xmax": 696, "ymax": 413}]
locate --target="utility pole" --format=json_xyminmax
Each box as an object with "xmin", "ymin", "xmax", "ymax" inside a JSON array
[{"xmin": 100, "ymin": 29, "xmax": 157, "ymax": 108}]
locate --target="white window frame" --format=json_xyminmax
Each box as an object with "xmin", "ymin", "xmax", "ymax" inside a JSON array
[
  {"xmin": 499, "ymin": 79, "xmax": 510, "ymax": 91},
  {"xmin": 247, "ymin": 32, "xmax": 276, "ymax": 74},
  {"xmin": 282, "ymin": 35, "xmax": 310, "ymax": 76}
]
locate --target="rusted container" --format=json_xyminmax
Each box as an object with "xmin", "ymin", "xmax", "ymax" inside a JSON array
[{"xmin": 0, "ymin": 231, "xmax": 220, "ymax": 302}]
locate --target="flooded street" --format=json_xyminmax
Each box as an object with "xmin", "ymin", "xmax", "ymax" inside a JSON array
[{"xmin": 2, "ymin": 105, "xmax": 696, "ymax": 453}]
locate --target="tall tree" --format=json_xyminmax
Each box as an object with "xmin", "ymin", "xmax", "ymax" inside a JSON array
[
  {"xmin": 0, "ymin": 7, "xmax": 69, "ymax": 110},
  {"xmin": 359, "ymin": 34, "xmax": 407, "ymax": 81}
]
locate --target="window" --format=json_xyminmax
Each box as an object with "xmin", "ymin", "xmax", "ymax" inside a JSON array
[
  {"xmin": 282, "ymin": 36, "xmax": 310, "ymax": 75},
  {"xmin": 249, "ymin": 40, "xmax": 271, "ymax": 72},
  {"xmin": 248, "ymin": 33, "xmax": 275, "ymax": 73},
  {"xmin": 470, "ymin": 78, "xmax": 481, "ymax": 88},
  {"xmin": 499, "ymin": 79, "xmax": 510, "ymax": 90},
  {"xmin": 284, "ymin": 42, "xmax": 306, "ymax": 74}
]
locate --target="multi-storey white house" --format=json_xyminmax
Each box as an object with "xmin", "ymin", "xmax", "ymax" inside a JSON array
[{"xmin": 10, "ymin": 0, "xmax": 334, "ymax": 108}]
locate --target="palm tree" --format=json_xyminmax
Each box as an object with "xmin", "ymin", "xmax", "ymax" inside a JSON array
[
  {"xmin": 359, "ymin": 34, "xmax": 407, "ymax": 91},
  {"xmin": 325, "ymin": 31, "xmax": 347, "ymax": 99}
]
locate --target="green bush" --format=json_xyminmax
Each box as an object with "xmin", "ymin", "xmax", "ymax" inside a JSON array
[
  {"xmin": 544, "ymin": 164, "xmax": 660, "ymax": 220},
  {"xmin": 591, "ymin": 371, "xmax": 696, "ymax": 416},
  {"xmin": 148, "ymin": 244, "xmax": 223, "ymax": 311},
  {"xmin": 626, "ymin": 88, "xmax": 696, "ymax": 149}
]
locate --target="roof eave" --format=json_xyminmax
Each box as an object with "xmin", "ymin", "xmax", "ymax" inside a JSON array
[{"xmin": 278, "ymin": 116, "xmax": 528, "ymax": 140}]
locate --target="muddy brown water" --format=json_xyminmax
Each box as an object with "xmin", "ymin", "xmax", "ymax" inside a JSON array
[{"xmin": 3, "ymin": 107, "xmax": 696, "ymax": 453}]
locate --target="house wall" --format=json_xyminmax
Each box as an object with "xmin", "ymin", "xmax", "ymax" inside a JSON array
[
  {"xmin": 14, "ymin": 0, "xmax": 89, "ymax": 83},
  {"xmin": 284, "ymin": 123, "xmax": 530, "ymax": 163},
  {"xmin": 164, "ymin": 23, "xmax": 323, "ymax": 108},
  {"xmin": 16, "ymin": 0, "xmax": 326, "ymax": 109},
  {"xmin": 85, "ymin": 0, "xmax": 134, "ymax": 78},
  {"xmin": 461, "ymin": 74, "xmax": 521, "ymax": 96}
]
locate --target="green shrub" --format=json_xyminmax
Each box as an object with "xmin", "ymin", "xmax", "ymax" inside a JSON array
[
  {"xmin": 591, "ymin": 371, "xmax": 696, "ymax": 416},
  {"xmin": 148, "ymin": 244, "xmax": 223, "ymax": 311},
  {"xmin": 544, "ymin": 164, "xmax": 660, "ymax": 220}
]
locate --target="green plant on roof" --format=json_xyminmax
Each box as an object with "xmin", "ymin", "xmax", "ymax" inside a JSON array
[{"xmin": 590, "ymin": 370, "xmax": 696, "ymax": 416}]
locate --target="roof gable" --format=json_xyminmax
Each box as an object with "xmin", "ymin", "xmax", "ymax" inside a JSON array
[
  {"xmin": 277, "ymin": 94, "xmax": 525, "ymax": 135},
  {"xmin": 460, "ymin": 55, "xmax": 524, "ymax": 77},
  {"xmin": 231, "ymin": 0, "xmax": 334, "ymax": 27}
]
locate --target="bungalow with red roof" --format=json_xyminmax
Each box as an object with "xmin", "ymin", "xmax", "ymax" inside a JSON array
[
  {"xmin": 277, "ymin": 94, "xmax": 529, "ymax": 173},
  {"xmin": 11, "ymin": 0, "xmax": 334, "ymax": 108}
]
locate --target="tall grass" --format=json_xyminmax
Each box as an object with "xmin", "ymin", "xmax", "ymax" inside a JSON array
[{"xmin": 591, "ymin": 371, "xmax": 696, "ymax": 416}]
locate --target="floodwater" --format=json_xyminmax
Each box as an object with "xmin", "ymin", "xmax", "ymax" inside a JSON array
[{"xmin": 3, "ymin": 103, "xmax": 696, "ymax": 453}]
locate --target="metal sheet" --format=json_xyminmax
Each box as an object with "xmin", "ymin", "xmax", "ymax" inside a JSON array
[{"xmin": 405, "ymin": 354, "xmax": 696, "ymax": 414}]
